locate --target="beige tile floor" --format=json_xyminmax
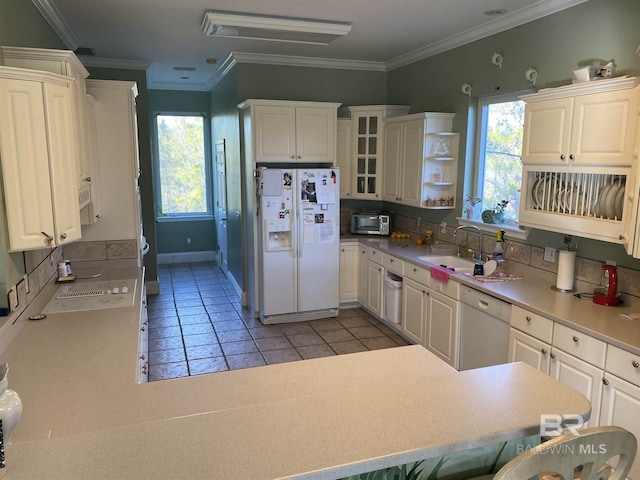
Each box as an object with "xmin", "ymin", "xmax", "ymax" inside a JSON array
[{"xmin": 147, "ymin": 262, "xmax": 409, "ymax": 381}]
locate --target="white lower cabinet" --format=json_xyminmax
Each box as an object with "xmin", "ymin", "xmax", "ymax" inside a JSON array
[
  {"xmin": 425, "ymin": 288, "xmax": 459, "ymax": 368},
  {"xmin": 339, "ymin": 244, "xmax": 359, "ymax": 304},
  {"xmin": 366, "ymin": 257, "xmax": 384, "ymax": 318},
  {"xmin": 401, "ymin": 277, "xmax": 427, "ymax": 345},
  {"xmin": 599, "ymin": 373, "xmax": 640, "ymax": 480},
  {"xmin": 549, "ymin": 348, "xmax": 603, "ymax": 427},
  {"xmin": 509, "ymin": 328, "xmax": 551, "ymax": 374},
  {"xmin": 137, "ymin": 289, "xmax": 149, "ymax": 383},
  {"xmin": 357, "ymin": 246, "xmax": 368, "ymax": 304}
]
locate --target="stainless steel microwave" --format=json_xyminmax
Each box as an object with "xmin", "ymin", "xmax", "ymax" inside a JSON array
[{"xmin": 350, "ymin": 212, "xmax": 390, "ymax": 236}]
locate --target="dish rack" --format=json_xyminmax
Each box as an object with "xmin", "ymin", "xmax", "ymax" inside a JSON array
[
  {"xmin": 527, "ymin": 171, "xmax": 625, "ymax": 221},
  {"xmin": 519, "ymin": 166, "xmax": 632, "ymax": 246}
]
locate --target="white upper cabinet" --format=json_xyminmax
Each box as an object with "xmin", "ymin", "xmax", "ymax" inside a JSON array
[
  {"xmin": 340, "ymin": 105, "xmax": 410, "ymax": 200},
  {"xmin": 522, "ymin": 78, "xmax": 639, "ymax": 167},
  {"xmin": 240, "ymin": 100, "xmax": 340, "ymax": 164},
  {"xmin": 519, "ymin": 77, "xmax": 640, "ymax": 255},
  {"xmin": 1, "ymin": 47, "xmax": 91, "ymax": 188},
  {"xmin": 335, "ymin": 118, "xmax": 352, "ymax": 198},
  {"xmin": 383, "ymin": 112, "xmax": 457, "ymax": 208},
  {"xmin": 0, "ymin": 67, "xmax": 81, "ymax": 251}
]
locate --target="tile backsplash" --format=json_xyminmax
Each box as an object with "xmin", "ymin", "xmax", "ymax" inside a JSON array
[
  {"xmin": 369, "ymin": 212, "xmax": 640, "ymax": 299},
  {"xmin": 62, "ymin": 239, "xmax": 138, "ymax": 262}
]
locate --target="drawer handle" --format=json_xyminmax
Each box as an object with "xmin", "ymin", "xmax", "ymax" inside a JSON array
[
  {"xmin": 550, "ymin": 352, "xmax": 556, "ymax": 359},
  {"xmin": 541, "ymin": 348, "xmax": 547, "ymax": 355},
  {"xmin": 572, "ymin": 336, "xmax": 579, "ymax": 343},
  {"xmin": 413, "ymin": 268, "xmax": 417, "ymax": 273},
  {"xmin": 526, "ymin": 316, "xmax": 532, "ymax": 322},
  {"xmin": 603, "ymin": 378, "xmax": 609, "ymax": 386},
  {"xmin": 633, "ymin": 360, "xmax": 640, "ymax": 368}
]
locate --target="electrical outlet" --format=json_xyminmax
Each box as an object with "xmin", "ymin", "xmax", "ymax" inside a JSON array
[
  {"xmin": 416, "ymin": 217, "xmax": 421, "ymax": 228},
  {"xmin": 544, "ymin": 247, "xmax": 556, "ymax": 263},
  {"xmin": 8, "ymin": 286, "xmax": 18, "ymax": 312},
  {"xmin": 440, "ymin": 222, "xmax": 447, "ymax": 234}
]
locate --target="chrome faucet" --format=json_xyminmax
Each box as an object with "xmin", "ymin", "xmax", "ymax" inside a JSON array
[{"xmin": 453, "ymin": 225, "xmax": 483, "ymax": 260}]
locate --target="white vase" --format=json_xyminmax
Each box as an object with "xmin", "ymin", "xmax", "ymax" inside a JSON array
[{"xmin": 0, "ymin": 365, "xmax": 22, "ymax": 443}]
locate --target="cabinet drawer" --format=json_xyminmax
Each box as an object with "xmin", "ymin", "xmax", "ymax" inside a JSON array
[
  {"xmin": 428, "ymin": 275, "xmax": 460, "ymax": 300},
  {"xmin": 510, "ymin": 305, "xmax": 554, "ymax": 344},
  {"xmin": 405, "ymin": 263, "xmax": 429, "ymax": 285},
  {"xmin": 384, "ymin": 254, "xmax": 404, "ymax": 275},
  {"xmin": 606, "ymin": 344, "xmax": 640, "ymax": 387},
  {"xmin": 368, "ymin": 247, "xmax": 383, "ymax": 265},
  {"xmin": 552, "ymin": 323, "xmax": 606, "ymax": 368}
]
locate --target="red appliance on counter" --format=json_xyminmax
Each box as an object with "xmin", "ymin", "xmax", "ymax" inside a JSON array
[{"xmin": 593, "ymin": 264, "xmax": 620, "ymax": 306}]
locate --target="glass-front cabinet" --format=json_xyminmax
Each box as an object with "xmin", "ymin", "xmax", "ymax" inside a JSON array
[{"xmin": 340, "ymin": 106, "xmax": 410, "ymax": 199}]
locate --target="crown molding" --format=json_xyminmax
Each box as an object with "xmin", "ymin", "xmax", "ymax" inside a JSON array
[
  {"xmin": 31, "ymin": 0, "xmax": 79, "ymax": 50},
  {"xmin": 78, "ymin": 56, "xmax": 152, "ymax": 71},
  {"xmin": 386, "ymin": 0, "xmax": 590, "ymax": 70},
  {"xmin": 229, "ymin": 52, "xmax": 387, "ymax": 71}
]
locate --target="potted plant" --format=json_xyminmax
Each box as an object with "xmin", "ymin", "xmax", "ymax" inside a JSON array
[
  {"xmin": 482, "ymin": 200, "xmax": 508, "ymax": 224},
  {"xmin": 464, "ymin": 194, "xmax": 482, "ymax": 219}
]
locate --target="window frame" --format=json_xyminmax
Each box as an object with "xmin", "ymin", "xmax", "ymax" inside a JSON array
[{"xmin": 152, "ymin": 111, "xmax": 213, "ymax": 221}]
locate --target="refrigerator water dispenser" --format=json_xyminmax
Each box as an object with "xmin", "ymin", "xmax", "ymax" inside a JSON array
[{"xmin": 264, "ymin": 220, "xmax": 292, "ymax": 251}]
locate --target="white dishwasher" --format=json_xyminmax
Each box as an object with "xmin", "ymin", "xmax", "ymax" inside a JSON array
[{"xmin": 459, "ymin": 285, "xmax": 511, "ymax": 370}]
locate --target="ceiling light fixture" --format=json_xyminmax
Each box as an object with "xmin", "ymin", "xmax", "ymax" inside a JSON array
[
  {"xmin": 483, "ymin": 9, "xmax": 507, "ymax": 16},
  {"xmin": 201, "ymin": 11, "xmax": 352, "ymax": 45}
]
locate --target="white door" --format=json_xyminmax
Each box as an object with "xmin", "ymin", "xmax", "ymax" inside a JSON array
[{"xmin": 215, "ymin": 140, "xmax": 228, "ymax": 275}]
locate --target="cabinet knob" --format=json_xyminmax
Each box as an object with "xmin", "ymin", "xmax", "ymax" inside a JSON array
[
  {"xmin": 603, "ymin": 378, "xmax": 609, "ymax": 386},
  {"xmin": 96, "ymin": 214, "xmax": 100, "ymax": 219},
  {"xmin": 60, "ymin": 233, "xmax": 67, "ymax": 240},
  {"xmin": 290, "ymin": 155, "xmax": 295, "ymax": 159},
  {"xmin": 569, "ymin": 154, "xmax": 575, "ymax": 160},
  {"xmin": 341, "ymin": 248, "xmax": 345, "ymax": 252},
  {"xmin": 389, "ymin": 259, "xmax": 394, "ymax": 263},
  {"xmin": 413, "ymin": 268, "xmax": 417, "ymax": 273},
  {"xmin": 526, "ymin": 316, "xmax": 532, "ymax": 322},
  {"xmin": 85, "ymin": 176, "xmax": 92, "ymax": 182},
  {"xmin": 550, "ymin": 352, "xmax": 556, "ymax": 359},
  {"xmin": 572, "ymin": 336, "xmax": 579, "ymax": 343},
  {"xmin": 297, "ymin": 155, "xmax": 302, "ymax": 159},
  {"xmin": 633, "ymin": 360, "xmax": 639, "ymax": 368},
  {"xmin": 619, "ymin": 235, "xmax": 625, "ymax": 240},
  {"xmin": 541, "ymin": 348, "xmax": 547, "ymax": 355},
  {"xmin": 560, "ymin": 155, "xmax": 566, "ymax": 160}
]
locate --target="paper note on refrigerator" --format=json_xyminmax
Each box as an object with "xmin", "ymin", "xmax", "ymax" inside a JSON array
[
  {"xmin": 315, "ymin": 176, "xmax": 335, "ymax": 204},
  {"xmin": 318, "ymin": 224, "xmax": 335, "ymax": 243}
]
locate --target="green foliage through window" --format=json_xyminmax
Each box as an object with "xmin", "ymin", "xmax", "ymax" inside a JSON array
[
  {"xmin": 157, "ymin": 115, "xmax": 208, "ymax": 215},
  {"xmin": 478, "ymin": 97, "xmax": 524, "ymax": 224}
]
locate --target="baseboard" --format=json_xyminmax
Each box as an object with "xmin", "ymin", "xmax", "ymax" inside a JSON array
[
  {"xmin": 226, "ymin": 270, "xmax": 243, "ymax": 299},
  {"xmin": 157, "ymin": 251, "xmax": 217, "ymax": 265}
]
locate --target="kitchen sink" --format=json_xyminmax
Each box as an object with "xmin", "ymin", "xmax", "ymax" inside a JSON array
[{"xmin": 416, "ymin": 255, "xmax": 476, "ymax": 274}]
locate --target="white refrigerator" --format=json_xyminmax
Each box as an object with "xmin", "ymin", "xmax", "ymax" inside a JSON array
[{"xmin": 257, "ymin": 167, "xmax": 340, "ymax": 324}]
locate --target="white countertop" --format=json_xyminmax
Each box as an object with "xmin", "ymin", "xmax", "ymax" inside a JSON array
[
  {"xmin": 342, "ymin": 235, "xmax": 640, "ymax": 355},
  {"xmin": 1, "ymin": 265, "xmax": 590, "ymax": 479}
]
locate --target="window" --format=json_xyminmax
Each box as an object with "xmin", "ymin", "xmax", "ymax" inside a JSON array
[
  {"xmin": 155, "ymin": 114, "xmax": 211, "ymax": 217},
  {"xmin": 475, "ymin": 93, "xmax": 525, "ymax": 224}
]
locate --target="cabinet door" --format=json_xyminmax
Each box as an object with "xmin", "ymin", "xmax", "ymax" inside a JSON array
[
  {"xmin": 402, "ymin": 277, "xmax": 427, "ymax": 345},
  {"xmin": 382, "ymin": 122, "xmax": 402, "ymax": 202},
  {"xmin": 571, "ymin": 88, "xmax": 639, "ymax": 166},
  {"xmin": 521, "ymin": 97, "xmax": 572, "ymax": 165},
  {"xmin": 508, "ymin": 328, "xmax": 551, "ymax": 374},
  {"xmin": 336, "ymin": 119, "xmax": 352, "ymax": 198},
  {"xmin": 254, "ymin": 105, "xmax": 296, "ymax": 162},
  {"xmin": 426, "ymin": 288, "xmax": 459, "ymax": 368},
  {"xmin": 80, "ymin": 94, "xmax": 102, "ymax": 224},
  {"xmin": 339, "ymin": 245, "xmax": 358, "ymax": 303},
  {"xmin": 353, "ymin": 113, "xmax": 381, "ymax": 199},
  {"xmin": 43, "ymin": 82, "xmax": 81, "ymax": 246},
  {"xmin": 366, "ymin": 259, "xmax": 384, "ymax": 318},
  {"xmin": 549, "ymin": 348, "xmax": 603, "ymax": 427},
  {"xmin": 357, "ymin": 247, "xmax": 368, "ymax": 304},
  {"xmin": 400, "ymin": 119, "xmax": 425, "ymax": 207},
  {"xmin": 0, "ymin": 77, "xmax": 56, "ymax": 250},
  {"xmin": 295, "ymin": 107, "xmax": 335, "ymax": 163},
  {"xmin": 600, "ymin": 373, "xmax": 640, "ymax": 480}
]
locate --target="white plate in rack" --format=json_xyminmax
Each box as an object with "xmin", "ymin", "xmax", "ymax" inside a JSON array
[
  {"xmin": 604, "ymin": 184, "xmax": 619, "ymax": 219},
  {"xmin": 596, "ymin": 183, "xmax": 612, "ymax": 218},
  {"xmin": 614, "ymin": 184, "xmax": 625, "ymax": 220}
]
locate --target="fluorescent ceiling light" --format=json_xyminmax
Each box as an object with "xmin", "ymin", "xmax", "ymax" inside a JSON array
[{"xmin": 201, "ymin": 11, "xmax": 352, "ymax": 45}]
